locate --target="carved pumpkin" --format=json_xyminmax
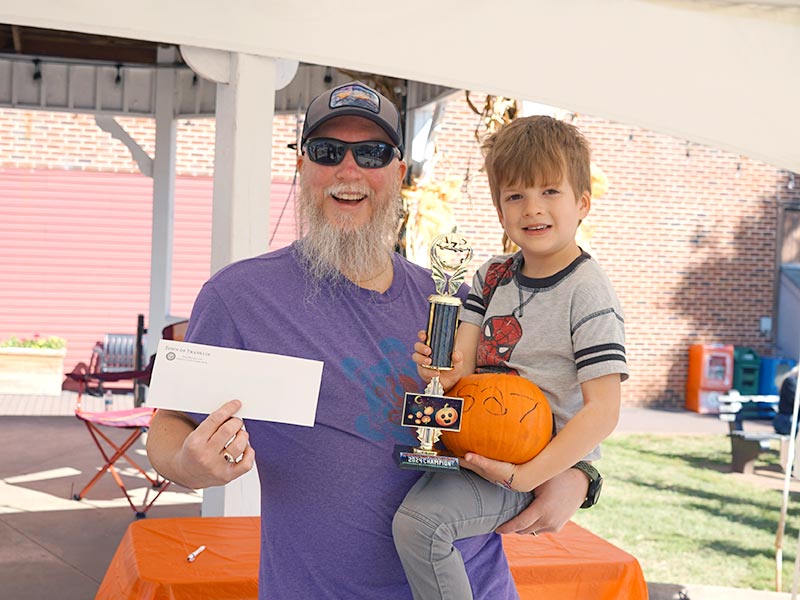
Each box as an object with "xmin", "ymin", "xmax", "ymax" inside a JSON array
[{"xmin": 440, "ymin": 373, "xmax": 553, "ymax": 464}]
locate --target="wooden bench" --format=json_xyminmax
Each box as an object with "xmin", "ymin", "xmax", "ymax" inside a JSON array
[{"xmin": 718, "ymin": 391, "xmax": 787, "ymax": 474}]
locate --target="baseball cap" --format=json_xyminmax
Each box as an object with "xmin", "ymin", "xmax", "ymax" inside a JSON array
[{"xmin": 301, "ymin": 81, "xmax": 404, "ymax": 158}]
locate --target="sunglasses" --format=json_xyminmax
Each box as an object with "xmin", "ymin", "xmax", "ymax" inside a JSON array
[{"xmin": 303, "ymin": 138, "xmax": 401, "ymax": 169}]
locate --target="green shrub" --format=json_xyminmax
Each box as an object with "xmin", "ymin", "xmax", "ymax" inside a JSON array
[{"xmin": 0, "ymin": 335, "xmax": 66, "ymax": 350}]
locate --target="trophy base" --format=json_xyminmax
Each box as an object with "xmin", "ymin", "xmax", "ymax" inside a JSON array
[{"xmin": 394, "ymin": 445, "xmax": 461, "ymax": 471}]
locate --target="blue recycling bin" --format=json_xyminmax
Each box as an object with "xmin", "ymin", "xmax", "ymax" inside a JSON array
[{"xmin": 758, "ymin": 357, "xmax": 798, "ymax": 395}]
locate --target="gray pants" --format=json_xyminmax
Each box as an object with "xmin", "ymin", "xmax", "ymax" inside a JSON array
[{"xmin": 392, "ymin": 469, "xmax": 532, "ymax": 600}]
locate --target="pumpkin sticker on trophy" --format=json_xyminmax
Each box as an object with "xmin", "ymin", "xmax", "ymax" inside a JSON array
[{"xmin": 394, "ymin": 233, "xmax": 472, "ymax": 471}]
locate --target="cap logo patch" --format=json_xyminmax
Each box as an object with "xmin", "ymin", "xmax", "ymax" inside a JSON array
[{"xmin": 330, "ymin": 84, "xmax": 380, "ymax": 114}]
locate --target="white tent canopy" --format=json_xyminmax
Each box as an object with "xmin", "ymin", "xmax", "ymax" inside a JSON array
[
  {"xmin": 2, "ymin": 0, "xmax": 799, "ymax": 173},
  {"xmin": 2, "ymin": 0, "xmax": 799, "ymax": 518}
]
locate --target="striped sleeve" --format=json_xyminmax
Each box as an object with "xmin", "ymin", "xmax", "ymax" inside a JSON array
[{"xmin": 572, "ymin": 296, "xmax": 628, "ymax": 383}]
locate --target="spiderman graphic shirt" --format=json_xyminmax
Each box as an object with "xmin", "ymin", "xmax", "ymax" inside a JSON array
[{"xmin": 462, "ymin": 250, "xmax": 628, "ymax": 456}]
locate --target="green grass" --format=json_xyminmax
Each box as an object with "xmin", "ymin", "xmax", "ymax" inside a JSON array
[{"xmin": 571, "ymin": 434, "xmax": 800, "ymax": 592}]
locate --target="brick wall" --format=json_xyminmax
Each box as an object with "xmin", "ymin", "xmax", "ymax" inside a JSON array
[{"xmin": 1, "ymin": 99, "xmax": 797, "ymax": 408}]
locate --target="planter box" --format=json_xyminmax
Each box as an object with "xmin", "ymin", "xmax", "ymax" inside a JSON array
[{"xmin": 0, "ymin": 347, "xmax": 67, "ymax": 396}]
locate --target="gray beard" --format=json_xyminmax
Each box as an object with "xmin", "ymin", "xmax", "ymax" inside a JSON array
[{"xmin": 295, "ymin": 174, "xmax": 401, "ymax": 290}]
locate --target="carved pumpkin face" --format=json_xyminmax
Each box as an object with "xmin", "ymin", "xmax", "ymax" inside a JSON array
[
  {"xmin": 435, "ymin": 404, "xmax": 459, "ymax": 427},
  {"xmin": 440, "ymin": 373, "xmax": 553, "ymax": 464}
]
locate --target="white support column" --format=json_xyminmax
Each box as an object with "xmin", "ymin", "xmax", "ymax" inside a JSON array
[
  {"xmin": 146, "ymin": 46, "xmax": 178, "ymax": 360},
  {"xmin": 180, "ymin": 46, "xmax": 298, "ymax": 517}
]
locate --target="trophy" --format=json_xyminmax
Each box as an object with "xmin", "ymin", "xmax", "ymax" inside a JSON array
[{"xmin": 395, "ymin": 233, "xmax": 473, "ymax": 471}]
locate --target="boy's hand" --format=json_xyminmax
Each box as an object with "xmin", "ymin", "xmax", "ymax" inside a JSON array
[{"xmin": 411, "ymin": 329, "xmax": 464, "ymax": 391}]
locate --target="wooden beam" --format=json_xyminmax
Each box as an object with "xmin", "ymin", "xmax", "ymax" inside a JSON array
[{"xmin": 10, "ymin": 25, "xmax": 22, "ymax": 53}]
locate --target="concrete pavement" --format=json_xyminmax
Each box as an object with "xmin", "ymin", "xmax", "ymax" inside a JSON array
[{"xmin": 0, "ymin": 392, "xmax": 795, "ymax": 600}]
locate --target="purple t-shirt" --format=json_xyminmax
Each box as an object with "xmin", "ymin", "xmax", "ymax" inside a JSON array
[{"xmin": 185, "ymin": 243, "xmax": 518, "ymax": 600}]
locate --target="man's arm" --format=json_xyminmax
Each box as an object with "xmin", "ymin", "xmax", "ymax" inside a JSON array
[{"xmin": 146, "ymin": 400, "xmax": 255, "ymax": 489}]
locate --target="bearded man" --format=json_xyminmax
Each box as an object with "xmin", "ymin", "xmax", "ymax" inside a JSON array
[{"xmin": 146, "ymin": 81, "xmax": 590, "ymax": 600}]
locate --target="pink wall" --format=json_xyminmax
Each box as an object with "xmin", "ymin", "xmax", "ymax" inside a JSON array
[{"xmin": 0, "ymin": 167, "xmax": 296, "ymax": 373}]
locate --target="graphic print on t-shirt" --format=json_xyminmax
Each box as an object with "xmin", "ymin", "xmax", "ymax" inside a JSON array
[
  {"xmin": 345, "ymin": 337, "xmax": 420, "ymax": 444},
  {"xmin": 477, "ymin": 257, "xmax": 521, "ymax": 376}
]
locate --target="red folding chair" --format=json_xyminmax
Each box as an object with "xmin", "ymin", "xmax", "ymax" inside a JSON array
[
  {"xmin": 65, "ymin": 317, "xmax": 188, "ymax": 518},
  {"xmin": 72, "ymin": 405, "xmax": 168, "ymax": 518}
]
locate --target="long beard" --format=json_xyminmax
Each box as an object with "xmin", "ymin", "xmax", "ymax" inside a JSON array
[{"xmin": 295, "ymin": 174, "xmax": 401, "ymax": 288}]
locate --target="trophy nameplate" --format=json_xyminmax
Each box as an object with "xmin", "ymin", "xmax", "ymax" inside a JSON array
[{"xmin": 394, "ymin": 234, "xmax": 473, "ymax": 471}]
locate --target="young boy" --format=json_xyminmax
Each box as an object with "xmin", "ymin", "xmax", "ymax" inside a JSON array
[{"xmin": 392, "ymin": 115, "xmax": 628, "ymax": 600}]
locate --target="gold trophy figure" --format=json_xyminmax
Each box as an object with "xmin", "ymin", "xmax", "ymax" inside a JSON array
[{"xmin": 395, "ymin": 234, "xmax": 473, "ymax": 471}]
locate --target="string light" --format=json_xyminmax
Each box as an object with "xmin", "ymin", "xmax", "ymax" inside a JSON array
[
  {"xmin": 789, "ymin": 173, "xmax": 796, "ymax": 190},
  {"xmin": 735, "ymin": 162, "xmax": 742, "ymax": 178},
  {"xmin": 32, "ymin": 58, "xmax": 41, "ymax": 81},
  {"xmin": 8, "ymin": 54, "xmax": 188, "ymax": 71},
  {"xmin": 114, "ymin": 64, "xmax": 122, "ymax": 85}
]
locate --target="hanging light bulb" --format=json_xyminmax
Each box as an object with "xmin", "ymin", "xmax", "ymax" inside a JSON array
[
  {"xmin": 735, "ymin": 163, "xmax": 742, "ymax": 178},
  {"xmin": 32, "ymin": 58, "xmax": 41, "ymax": 81}
]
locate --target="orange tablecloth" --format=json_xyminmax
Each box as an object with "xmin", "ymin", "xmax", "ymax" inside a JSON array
[
  {"xmin": 503, "ymin": 522, "xmax": 648, "ymax": 599},
  {"xmin": 97, "ymin": 517, "xmax": 647, "ymax": 600}
]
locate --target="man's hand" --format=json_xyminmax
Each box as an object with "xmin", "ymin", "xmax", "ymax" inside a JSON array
[
  {"xmin": 495, "ymin": 468, "xmax": 588, "ymax": 535},
  {"xmin": 148, "ymin": 400, "xmax": 255, "ymax": 489}
]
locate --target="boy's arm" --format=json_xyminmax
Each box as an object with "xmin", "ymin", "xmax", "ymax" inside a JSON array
[
  {"xmin": 412, "ymin": 322, "xmax": 480, "ymax": 390},
  {"xmin": 462, "ymin": 373, "xmax": 621, "ymax": 492}
]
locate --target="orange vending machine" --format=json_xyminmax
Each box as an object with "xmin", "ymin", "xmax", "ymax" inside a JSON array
[{"xmin": 686, "ymin": 344, "xmax": 734, "ymax": 413}]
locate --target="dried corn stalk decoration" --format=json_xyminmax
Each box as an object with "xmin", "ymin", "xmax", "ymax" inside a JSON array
[
  {"xmin": 401, "ymin": 177, "xmax": 461, "ymax": 268},
  {"xmin": 466, "ymin": 92, "xmax": 518, "ymax": 141}
]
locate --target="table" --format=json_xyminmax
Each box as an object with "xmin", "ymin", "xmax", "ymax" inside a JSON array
[
  {"xmin": 97, "ymin": 517, "xmax": 647, "ymax": 600},
  {"xmin": 503, "ymin": 522, "xmax": 648, "ymax": 599}
]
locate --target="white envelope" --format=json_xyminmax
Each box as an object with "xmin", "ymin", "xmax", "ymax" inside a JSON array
[{"xmin": 146, "ymin": 340, "xmax": 323, "ymax": 427}]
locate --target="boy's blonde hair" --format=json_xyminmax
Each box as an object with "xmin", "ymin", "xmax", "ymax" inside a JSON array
[{"xmin": 482, "ymin": 116, "xmax": 592, "ymax": 209}]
